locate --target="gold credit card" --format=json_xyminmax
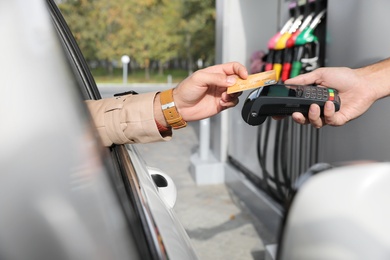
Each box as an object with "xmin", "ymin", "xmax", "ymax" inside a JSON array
[{"xmin": 227, "ymin": 70, "xmax": 277, "ymax": 94}]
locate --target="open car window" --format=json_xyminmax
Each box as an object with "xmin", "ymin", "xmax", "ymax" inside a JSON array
[{"xmin": 47, "ymin": 0, "xmax": 101, "ymax": 101}]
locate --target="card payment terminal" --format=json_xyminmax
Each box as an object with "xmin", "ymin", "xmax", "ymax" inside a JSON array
[{"xmin": 241, "ymin": 84, "xmax": 341, "ymax": 125}]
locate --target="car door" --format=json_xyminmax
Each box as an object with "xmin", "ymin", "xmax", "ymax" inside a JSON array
[
  {"xmin": 47, "ymin": 0, "xmax": 198, "ymax": 259},
  {"xmin": 0, "ymin": 0, "xmax": 196, "ymax": 259}
]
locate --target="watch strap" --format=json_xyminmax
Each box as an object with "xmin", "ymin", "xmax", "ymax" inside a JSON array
[{"xmin": 160, "ymin": 89, "xmax": 187, "ymax": 129}]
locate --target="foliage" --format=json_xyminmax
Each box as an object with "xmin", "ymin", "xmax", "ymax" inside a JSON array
[
  {"xmin": 180, "ymin": 0, "xmax": 216, "ymax": 72},
  {"xmin": 58, "ymin": 0, "xmax": 216, "ymax": 77}
]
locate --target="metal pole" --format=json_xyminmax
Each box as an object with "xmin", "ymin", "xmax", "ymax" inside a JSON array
[
  {"xmin": 123, "ymin": 65, "xmax": 128, "ymax": 85},
  {"xmin": 121, "ymin": 55, "xmax": 130, "ymax": 85},
  {"xmin": 199, "ymin": 118, "xmax": 210, "ymax": 161}
]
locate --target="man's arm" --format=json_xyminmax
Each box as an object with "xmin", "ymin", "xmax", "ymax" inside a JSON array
[
  {"xmin": 285, "ymin": 58, "xmax": 390, "ymax": 128},
  {"xmin": 356, "ymin": 57, "xmax": 390, "ymax": 101}
]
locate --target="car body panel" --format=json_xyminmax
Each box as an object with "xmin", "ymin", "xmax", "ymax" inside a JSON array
[
  {"xmin": 277, "ymin": 162, "xmax": 390, "ymax": 260},
  {"xmin": 0, "ymin": 1, "xmax": 197, "ymax": 259},
  {"xmin": 126, "ymin": 145, "xmax": 198, "ymax": 259}
]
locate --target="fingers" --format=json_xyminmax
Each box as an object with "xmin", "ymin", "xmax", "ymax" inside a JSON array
[
  {"xmin": 221, "ymin": 91, "xmax": 241, "ymax": 102},
  {"xmin": 189, "ymin": 71, "xmax": 228, "ymax": 89},
  {"xmin": 220, "ymin": 91, "xmax": 241, "ymax": 108},
  {"xmin": 292, "ymin": 102, "xmax": 337, "ymax": 128},
  {"xmin": 192, "ymin": 69, "xmax": 242, "ymax": 89},
  {"xmin": 231, "ymin": 62, "xmax": 248, "ymax": 79},
  {"xmin": 307, "ymin": 104, "xmax": 325, "ymax": 128},
  {"xmin": 285, "ymin": 69, "xmax": 323, "ymax": 85},
  {"xmin": 220, "ymin": 97, "xmax": 239, "ymax": 108},
  {"xmin": 226, "ymin": 75, "xmax": 238, "ymax": 86},
  {"xmin": 292, "ymin": 112, "xmax": 309, "ymax": 125},
  {"xmin": 192, "ymin": 62, "xmax": 248, "ymax": 91},
  {"xmin": 291, "ymin": 104, "xmax": 324, "ymax": 127},
  {"xmin": 322, "ymin": 101, "xmax": 338, "ymax": 125},
  {"xmin": 203, "ymin": 62, "xmax": 248, "ymax": 80}
]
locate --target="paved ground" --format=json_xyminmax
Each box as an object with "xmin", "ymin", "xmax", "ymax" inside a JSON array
[{"xmin": 135, "ymin": 122, "xmax": 266, "ymax": 260}]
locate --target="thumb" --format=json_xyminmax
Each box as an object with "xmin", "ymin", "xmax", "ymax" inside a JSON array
[{"xmin": 194, "ymin": 71, "xmax": 237, "ymax": 88}]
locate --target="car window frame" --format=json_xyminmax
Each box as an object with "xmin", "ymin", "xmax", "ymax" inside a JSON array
[
  {"xmin": 46, "ymin": 1, "xmax": 165, "ymax": 259},
  {"xmin": 47, "ymin": 0, "xmax": 101, "ymax": 101}
]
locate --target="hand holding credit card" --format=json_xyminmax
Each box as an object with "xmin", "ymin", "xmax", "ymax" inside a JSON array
[{"xmin": 227, "ymin": 70, "xmax": 277, "ymax": 94}]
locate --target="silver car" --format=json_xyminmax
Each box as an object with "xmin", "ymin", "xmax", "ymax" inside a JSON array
[{"xmin": 0, "ymin": 1, "xmax": 197, "ymax": 259}]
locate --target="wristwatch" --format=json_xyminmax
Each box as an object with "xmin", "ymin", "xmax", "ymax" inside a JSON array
[{"xmin": 160, "ymin": 88, "xmax": 187, "ymax": 129}]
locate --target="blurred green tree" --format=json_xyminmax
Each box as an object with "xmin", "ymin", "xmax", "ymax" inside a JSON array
[
  {"xmin": 180, "ymin": 0, "xmax": 216, "ymax": 74},
  {"xmin": 129, "ymin": 0, "xmax": 182, "ymax": 80},
  {"xmin": 58, "ymin": 0, "xmax": 215, "ymax": 79}
]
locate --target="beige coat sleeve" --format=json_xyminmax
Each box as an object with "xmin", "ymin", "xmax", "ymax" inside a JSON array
[{"xmin": 85, "ymin": 91, "xmax": 172, "ymax": 147}]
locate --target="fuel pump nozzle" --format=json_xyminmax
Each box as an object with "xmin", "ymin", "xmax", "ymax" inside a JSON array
[
  {"xmin": 281, "ymin": 12, "xmax": 315, "ymax": 82},
  {"xmin": 290, "ymin": 9, "xmax": 326, "ymax": 78},
  {"xmin": 264, "ymin": 17, "xmax": 295, "ymax": 72}
]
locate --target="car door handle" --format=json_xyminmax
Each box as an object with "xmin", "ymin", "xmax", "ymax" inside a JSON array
[{"xmin": 147, "ymin": 167, "xmax": 177, "ymax": 208}]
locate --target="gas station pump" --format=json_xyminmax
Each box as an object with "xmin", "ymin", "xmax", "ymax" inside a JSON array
[
  {"xmin": 218, "ymin": 0, "xmax": 390, "ymax": 258},
  {"xmin": 232, "ymin": 0, "xmax": 328, "ymax": 204}
]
